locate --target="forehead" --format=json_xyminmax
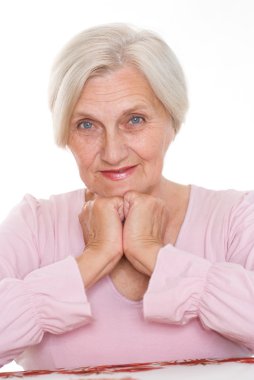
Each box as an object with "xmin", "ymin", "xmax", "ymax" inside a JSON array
[{"xmin": 76, "ymin": 66, "xmax": 160, "ymax": 107}]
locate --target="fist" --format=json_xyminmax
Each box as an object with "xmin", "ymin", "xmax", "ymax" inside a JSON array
[
  {"xmin": 77, "ymin": 194, "xmax": 125, "ymax": 288},
  {"xmin": 79, "ymin": 196, "xmax": 124, "ymax": 256},
  {"xmin": 123, "ymin": 191, "xmax": 169, "ymax": 275}
]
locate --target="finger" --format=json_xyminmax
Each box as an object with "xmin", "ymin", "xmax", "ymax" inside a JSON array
[
  {"xmin": 117, "ymin": 202, "xmax": 125, "ymax": 223},
  {"xmin": 123, "ymin": 190, "xmax": 140, "ymax": 202},
  {"xmin": 123, "ymin": 197, "xmax": 130, "ymax": 218},
  {"xmin": 123, "ymin": 191, "xmax": 144, "ymax": 217},
  {"xmin": 109, "ymin": 197, "xmax": 125, "ymax": 222}
]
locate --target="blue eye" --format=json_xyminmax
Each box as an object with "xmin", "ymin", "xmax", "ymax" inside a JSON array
[
  {"xmin": 129, "ymin": 116, "xmax": 143, "ymax": 125},
  {"xmin": 78, "ymin": 121, "xmax": 93, "ymax": 129}
]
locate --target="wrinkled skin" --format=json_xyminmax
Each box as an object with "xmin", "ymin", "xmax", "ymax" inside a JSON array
[{"xmin": 69, "ymin": 65, "xmax": 186, "ymax": 290}]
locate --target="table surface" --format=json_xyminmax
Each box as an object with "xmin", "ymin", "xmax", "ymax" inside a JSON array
[{"xmin": 1, "ymin": 357, "xmax": 254, "ymax": 379}]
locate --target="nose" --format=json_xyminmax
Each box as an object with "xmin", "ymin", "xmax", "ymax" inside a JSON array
[{"xmin": 100, "ymin": 129, "xmax": 129, "ymax": 165}]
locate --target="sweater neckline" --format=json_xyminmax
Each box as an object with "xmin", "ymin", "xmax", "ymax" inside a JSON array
[{"xmin": 80, "ymin": 185, "xmax": 194, "ymax": 304}]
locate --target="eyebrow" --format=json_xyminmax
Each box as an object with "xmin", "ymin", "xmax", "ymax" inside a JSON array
[{"xmin": 71, "ymin": 104, "xmax": 151, "ymax": 121}]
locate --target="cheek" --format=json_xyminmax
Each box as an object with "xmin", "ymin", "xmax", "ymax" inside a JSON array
[
  {"xmin": 69, "ymin": 138, "xmax": 99, "ymax": 169},
  {"xmin": 133, "ymin": 130, "xmax": 171, "ymax": 161}
]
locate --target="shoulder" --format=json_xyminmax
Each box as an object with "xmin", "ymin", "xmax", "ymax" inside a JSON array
[
  {"xmin": 24, "ymin": 188, "xmax": 84, "ymax": 214},
  {"xmin": 190, "ymin": 184, "xmax": 254, "ymax": 244},
  {"xmin": 2, "ymin": 189, "xmax": 85, "ymax": 232},
  {"xmin": 190, "ymin": 184, "xmax": 253, "ymax": 214},
  {"xmin": 185, "ymin": 185, "xmax": 254, "ymax": 263},
  {"xmin": 1, "ymin": 189, "xmax": 85, "ymax": 267}
]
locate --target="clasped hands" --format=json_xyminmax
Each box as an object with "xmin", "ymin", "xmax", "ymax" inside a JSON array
[{"xmin": 77, "ymin": 190, "xmax": 169, "ymax": 288}]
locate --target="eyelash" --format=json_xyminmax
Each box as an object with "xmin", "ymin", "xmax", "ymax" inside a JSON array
[
  {"xmin": 128, "ymin": 115, "xmax": 145, "ymax": 126},
  {"xmin": 77, "ymin": 120, "xmax": 94, "ymax": 130},
  {"xmin": 75, "ymin": 115, "xmax": 146, "ymax": 133}
]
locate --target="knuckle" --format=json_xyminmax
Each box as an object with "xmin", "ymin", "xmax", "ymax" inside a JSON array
[
  {"xmin": 92, "ymin": 198, "xmax": 106, "ymax": 210},
  {"xmin": 83, "ymin": 200, "xmax": 93, "ymax": 211},
  {"xmin": 113, "ymin": 196, "xmax": 124, "ymax": 203},
  {"xmin": 80, "ymin": 202, "xmax": 92, "ymax": 218}
]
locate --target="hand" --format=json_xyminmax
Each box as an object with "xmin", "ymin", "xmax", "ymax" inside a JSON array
[
  {"xmin": 77, "ymin": 193, "xmax": 124, "ymax": 288},
  {"xmin": 123, "ymin": 191, "xmax": 169, "ymax": 276}
]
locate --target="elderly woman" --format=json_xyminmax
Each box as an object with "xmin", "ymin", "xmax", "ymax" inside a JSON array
[{"xmin": 1, "ymin": 23, "xmax": 254, "ymax": 370}]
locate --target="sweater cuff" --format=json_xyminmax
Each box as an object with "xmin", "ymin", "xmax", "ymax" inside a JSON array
[
  {"xmin": 24, "ymin": 256, "xmax": 92, "ymax": 334},
  {"xmin": 143, "ymin": 244, "xmax": 211, "ymax": 324}
]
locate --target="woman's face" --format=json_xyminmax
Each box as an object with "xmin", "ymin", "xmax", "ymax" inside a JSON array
[{"xmin": 68, "ymin": 65, "xmax": 175, "ymax": 198}]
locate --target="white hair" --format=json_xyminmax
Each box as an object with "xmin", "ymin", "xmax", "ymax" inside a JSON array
[{"xmin": 48, "ymin": 23, "xmax": 189, "ymax": 147}]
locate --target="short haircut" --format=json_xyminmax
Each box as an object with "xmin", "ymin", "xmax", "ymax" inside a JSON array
[{"xmin": 48, "ymin": 23, "xmax": 189, "ymax": 147}]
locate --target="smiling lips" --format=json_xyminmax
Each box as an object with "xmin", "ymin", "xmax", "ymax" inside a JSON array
[{"xmin": 100, "ymin": 165, "xmax": 137, "ymax": 181}]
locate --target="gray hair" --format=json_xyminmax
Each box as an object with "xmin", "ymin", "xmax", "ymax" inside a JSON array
[{"xmin": 48, "ymin": 23, "xmax": 189, "ymax": 146}]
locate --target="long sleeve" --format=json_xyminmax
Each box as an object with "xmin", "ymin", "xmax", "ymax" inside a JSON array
[
  {"xmin": 0, "ymin": 257, "xmax": 92, "ymax": 367},
  {"xmin": 0, "ymin": 193, "xmax": 92, "ymax": 367},
  {"xmin": 143, "ymin": 190, "xmax": 254, "ymax": 352}
]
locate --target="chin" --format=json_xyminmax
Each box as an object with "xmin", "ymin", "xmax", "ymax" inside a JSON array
[
  {"xmin": 101, "ymin": 188, "xmax": 131, "ymax": 198},
  {"xmin": 98, "ymin": 184, "xmax": 154, "ymax": 198}
]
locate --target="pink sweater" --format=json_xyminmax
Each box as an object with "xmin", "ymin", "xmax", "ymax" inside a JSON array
[{"xmin": 0, "ymin": 185, "xmax": 254, "ymax": 370}]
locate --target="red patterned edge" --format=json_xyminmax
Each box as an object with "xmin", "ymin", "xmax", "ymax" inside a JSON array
[{"xmin": 1, "ymin": 357, "xmax": 254, "ymax": 378}]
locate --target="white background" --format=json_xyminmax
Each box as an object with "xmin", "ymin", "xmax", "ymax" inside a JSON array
[{"xmin": 0, "ymin": 0, "xmax": 253, "ymax": 373}]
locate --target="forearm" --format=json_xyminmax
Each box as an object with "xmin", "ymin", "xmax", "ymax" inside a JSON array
[
  {"xmin": 144, "ymin": 244, "xmax": 254, "ymax": 351},
  {"xmin": 124, "ymin": 244, "xmax": 161, "ymax": 277},
  {"xmin": 0, "ymin": 257, "xmax": 91, "ymax": 366},
  {"xmin": 76, "ymin": 246, "xmax": 122, "ymax": 288}
]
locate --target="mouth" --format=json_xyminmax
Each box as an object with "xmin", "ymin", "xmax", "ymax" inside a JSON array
[{"xmin": 100, "ymin": 165, "xmax": 137, "ymax": 181}]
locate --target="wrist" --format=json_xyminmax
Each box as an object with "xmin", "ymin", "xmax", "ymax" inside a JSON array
[
  {"xmin": 125, "ymin": 244, "xmax": 161, "ymax": 276},
  {"xmin": 76, "ymin": 246, "xmax": 122, "ymax": 288},
  {"xmin": 76, "ymin": 250, "xmax": 95, "ymax": 288}
]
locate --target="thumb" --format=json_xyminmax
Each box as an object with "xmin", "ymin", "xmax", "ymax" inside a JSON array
[
  {"xmin": 123, "ymin": 190, "xmax": 139, "ymax": 217},
  {"xmin": 111, "ymin": 197, "xmax": 125, "ymax": 223}
]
